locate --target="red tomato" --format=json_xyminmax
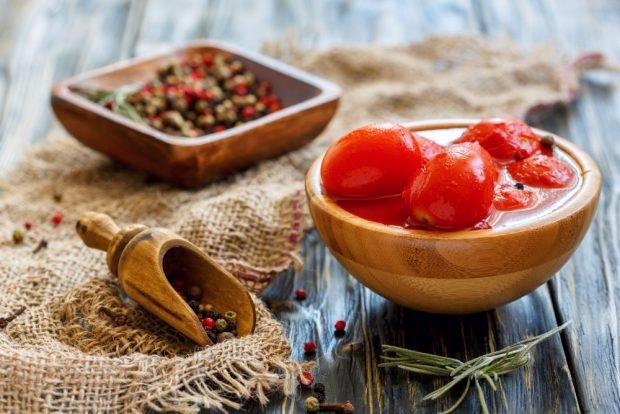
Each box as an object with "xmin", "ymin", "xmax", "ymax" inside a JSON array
[
  {"xmin": 402, "ymin": 142, "xmax": 497, "ymax": 230},
  {"xmin": 337, "ymin": 195, "xmax": 408, "ymax": 226},
  {"xmin": 321, "ymin": 123, "xmax": 422, "ymax": 198},
  {"xmin": 414, "ymin": 134, "xmax": 444, "ymax": 165},
  {"xmin": 493, "ymin": 184, "xmax": 536, "ymax": 211},
  {"xmin": 455, "ymin": 118, "xmax": 541, "ymax": 162},
  {"xmin": 507, "ymin": 154, "xmax": 575, "ymax": 188}
]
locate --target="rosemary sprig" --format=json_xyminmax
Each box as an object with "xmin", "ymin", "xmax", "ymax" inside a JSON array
[{"xmin": 379, "ymin": 321, "xmax": 571, "ymax": 414}]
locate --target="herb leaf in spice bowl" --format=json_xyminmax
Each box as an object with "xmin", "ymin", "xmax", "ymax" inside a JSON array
[
  {"xmin": 51, "ymin": 40, "xmax": 341, "ymax": 187},
  {"xmin": 379, "ymin": 321, "xmax": 571, "ymax": 414}
]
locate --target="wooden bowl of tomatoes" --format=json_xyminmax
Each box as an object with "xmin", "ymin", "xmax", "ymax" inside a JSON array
[{"xmin": 306, "ymin": 119, "xmax": 601, "ymax": 314}]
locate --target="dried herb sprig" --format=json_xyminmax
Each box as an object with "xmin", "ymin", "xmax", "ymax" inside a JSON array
[{"xmin": 379, "ymin": 321, "xmax": 571, "ymax": 414}]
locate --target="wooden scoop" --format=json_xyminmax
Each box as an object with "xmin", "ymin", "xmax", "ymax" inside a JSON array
[{"xmin": 75, "ymin": 212, "xmax": 256, "ymax": 346}]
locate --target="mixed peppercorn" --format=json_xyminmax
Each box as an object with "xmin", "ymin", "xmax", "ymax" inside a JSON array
[
  {"xmin": 168, "ymin": 276, "xmax": 238, "ymax": 344},
  {"xmin": 81, "ymin": 52, "xmax": 284, "ymax": 137}
]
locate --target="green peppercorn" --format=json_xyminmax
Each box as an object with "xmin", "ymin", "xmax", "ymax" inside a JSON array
[
  {"xmin": 224, "ymin": 110, "xmax": 237, "ymax": 123},
  {"xmin": 215, "ymin": 318, "xmax": 228, "ymax": 332},
  {"xmin": 187, "ymin": 285, "xmax": 202, "ymax": 300},
  {"xmin": 214, "ymin": 54, "xmax": 226, "ymax": 67},
  {"xmin": 165, "ymin": 75, "xmax": 179, "ymax": 85},
  {"xmin": 12, "ymin": 230, "xmax": 24, "ymax": 244},
  {"xmin": 151, "ymin": 97, "xmax": 166, "ymax": 110},
  {"xmin": 197, "ymin": 114, "xmax": 216, "ymax": 128},
  {"xmin": 172, "ymin": 98, "xmax": 188, "ymax": 112},
  {"xmin": 151, "ymin": 118, "xmax": 163, "ymax": 129},
  {"xmin": 224, "ymin": 310, "xmax": 237, "ymax": 323},
  {"xmin": 232, "ymin": 95, "xmax": 245, "ymax": 106},
  {"xmin": 145, "ymin": 104, "xmax": 158, "ymax": 116},
  {"xmin": 162, "ymin": 111, "xmax": 184, "ymax": 128},
  {"xmin": 215, "ymin": 66, "xmax": 231, "ymax": 80},
  {"xmin": 230, "ymin": 60, "xmax": 244, "ymax": 73},
  {"xmin": 216, "ymin": 332, "xmax": 235, "ymax": 343},
  {"xmin": 304, "ymin": 396, "xmax": 319, "ymax": 412},
  {"xmin": 195, "ymin": 99, "xmax": 209, "ymax": 112},
  {"xmin": 181, "ymin": 126, "xmax": 200, "ymax": 137}
]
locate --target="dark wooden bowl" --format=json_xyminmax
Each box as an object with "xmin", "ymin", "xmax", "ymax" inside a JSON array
[{"xmin": 51, "ymin": 40, "xmax": 341, "ymax": 187}]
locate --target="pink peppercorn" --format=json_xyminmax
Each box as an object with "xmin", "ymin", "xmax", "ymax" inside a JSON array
[
  {"xmin": 334, "ymin": 320, "xmax": 346, "ymax": 331},
  {"xmin": 24, "ymin": 221, "xmax": 33, "ymax": 231},
  {"xmin": 297, "ymin": 370, "xmax": 314, "ymax": 387},
  {"xmin": 202, "ymin": 317, "xmax": 215, "ymax": 329},
  {"xmin": 294, "ymin": 289, "xmax": 307, "ymax": 300},
  {"xmin": 51, "ymin": 212, "xmax": 63, "ymax": 226},
  {"xmin": 304, "ymin": 342, "xmax": 316, "ymax": 354}
]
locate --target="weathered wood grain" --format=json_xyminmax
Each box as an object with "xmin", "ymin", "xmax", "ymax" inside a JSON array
[{"xmin": 2, "ymin": 0, "xmax": 620, "ymax": 413}]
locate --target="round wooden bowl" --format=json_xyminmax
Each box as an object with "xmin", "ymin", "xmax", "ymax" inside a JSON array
[{"xmin": 305, "ymin": 119, "xmax": 601, "ymax": 314}]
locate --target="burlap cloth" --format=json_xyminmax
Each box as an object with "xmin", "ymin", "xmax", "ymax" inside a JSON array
[{"xmin": 0, "ymin": 36, "xmax": 598, "ymax": 412}]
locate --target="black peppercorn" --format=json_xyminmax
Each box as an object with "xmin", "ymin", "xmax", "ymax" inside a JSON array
[
  {"xmin": 188, "ymin": 300, "xmax": 200, "ymax": 314},
  {"xmin": 514, "ymin": 182, "xmax": 525, "ymax": 190},
  {"xmin": 313, "ymin": 383, "xmax": 326, "ymax": 394},
  {"xmin": 313, "ymin": 392, "xmax": 326, "ymax": 403},
  {"xmin": 540, "ymin": 135, "xmax": 555, "ymax": 148}
]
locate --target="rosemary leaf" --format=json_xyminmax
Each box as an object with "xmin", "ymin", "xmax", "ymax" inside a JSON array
[{"xmin": 380, "ymin": 320, "xmax": 572, "ymax": 412}]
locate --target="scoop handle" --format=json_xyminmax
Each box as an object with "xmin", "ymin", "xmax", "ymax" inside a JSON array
[{"xmin": 76, "ymin": 212, "xmax": 120, "ymax": 252}]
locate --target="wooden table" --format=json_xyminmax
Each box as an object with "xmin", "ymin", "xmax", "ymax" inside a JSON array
[{"xmin": 1, "ymin": 1, "xmax": 618, "ymax": 412}]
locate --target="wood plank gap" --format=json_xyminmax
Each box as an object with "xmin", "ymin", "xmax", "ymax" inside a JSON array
[{"xmin": 546, "ymin": 279, "xmax": 586, "ymax": 414}]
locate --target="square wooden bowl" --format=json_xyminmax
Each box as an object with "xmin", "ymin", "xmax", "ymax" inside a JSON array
[{"xmin": 51, "ymin": 40, "xmax": 341, "ymax": 187}]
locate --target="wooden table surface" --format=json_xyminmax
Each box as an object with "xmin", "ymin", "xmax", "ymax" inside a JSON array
[{"xmin": 1, "ymin": 1, "xmax": 619, "ymax": 413}]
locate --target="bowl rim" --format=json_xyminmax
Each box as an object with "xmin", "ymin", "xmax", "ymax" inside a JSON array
[
  {"xmin": 306, "ymin": 118, "xmax": 602, "ymax": 240},
  {"xmin": 51, "ymin": 39, "xmax": 342, "ymax": 147}
]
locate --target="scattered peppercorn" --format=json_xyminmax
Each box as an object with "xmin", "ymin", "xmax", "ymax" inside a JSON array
[
  {"xmin": 80, "ymin": 52, "xmax": 284, "ymax": 138},
  {"xmin": 0, "ymin": 307, "xmax": 26, "ymax": 330},
  {"xmin": 540, "ymin": 134, "xmax": 555, "ymax": 148},
  {"xmin": 32, "ymin": 239, "xmax": 48, "ymax": 254},
  {"xmin": 304, "ymin": 396, "xmax": 320, "ymax": 412},
  {"xmin": 53, "ymin": 192, "xmax": 63, "ymax": 203},
  {"xmin": 334, "ymin": 320, "xmax": 346, "ymax": 332},
  {"xmin": 187, "ymin": 284, "xmax": 202, "ymax": 300},
  {"xmin": 313, "ymin": 392, "xmax": 326, "ymax": 403},
  {"xmin": 514, "ymin": 182, "xmax": 525, "ymax": 190},
  {"xmin": 294, "ymin": 288, "xmax": 307, "ymax": 300},
  {"xmin": 342, "ymin": 401, "xmax": 355, "ymax": 413},
  {"xmin": 313, "ymin": 382, "xmax": 326, "ymax": 394},
  {"xmin": 304, "ymin": 341, "xmax": 317, "ymax": 354},
  {"xmin": 24, "ymin": 221, "xmax": 33, "ymax": 231},
  {"xmin": 51, "ymin": 212, "xmax": 63, "ymax": 226},
  {"xmin": 297, "ymin": 370, "xmax": 314, "ymax": 387},
  {"xmin": 12, "ymin": 230, "xmax": 24, "ymax": 244}
]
